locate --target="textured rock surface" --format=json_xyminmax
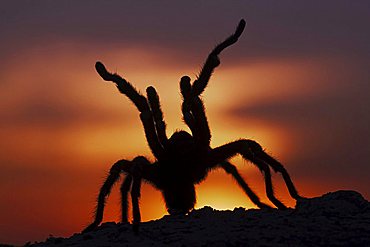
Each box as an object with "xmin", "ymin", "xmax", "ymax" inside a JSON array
[{"xmin": 29, "ymin": 190, "xmax": 370, "ymax": 247}]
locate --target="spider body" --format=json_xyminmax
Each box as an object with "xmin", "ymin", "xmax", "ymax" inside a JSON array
[
  {"xmin": 159, "ymin": 130, "xmax": 208, "ymax": 212},
  {"xmin": 83, "ymin": 19, "xmax": 303, "ymax": 233}
]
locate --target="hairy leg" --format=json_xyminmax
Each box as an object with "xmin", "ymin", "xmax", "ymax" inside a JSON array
[
  {"xmin": 253, "ymin": 151, "xmax": 302, "ymax": 200},
  {"xmin": 120, "ymin": 175, "xmax": 132, "ymax": 223},
  {"xmin": 95, "ymin": 62, "xmax": 164, "ymax": 160},
  {"xmin": 180, "ymin": 76, "xmax": 211, "ymax": 146},
  {"xmin": 178, "ymin": 20, "xmax": 246, "ymax": 145},
  {"xmin": 96, "ymin": 62, "xmax": 149, "ymax": 112},
  {"xmin": 131, "ymin": 175, "xmax": 141, "ymax": 233},
  {"xmin": 146, "ymin": 86, "xmax": 168, "ymax": 147},
  {"xmin": 130, "ymin": 156, "xmax": 145, "ymax": 233},
  {"xmin": 83, "ymin": 159, "xmax": 133, "ymax": 233},
  {"xmin": 219, "ymin": 161, "xmax": 272, "ymax": 209},
  {"xmin": 180, "ymin": 76, "xmax": 196, "ymax": 133},
  {"xmin": 83, "ymin": 156, "xmax": 152, "ymax": 233},
  {"xmin": 210, "ymin": 139, "xmax": 302, "ymax": 209},
  {"xmin": 192, "ymin": 19, "xmax": 246, "ymax": 96}
]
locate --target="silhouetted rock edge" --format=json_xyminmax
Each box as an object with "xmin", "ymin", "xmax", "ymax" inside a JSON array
[{"xmin": 26, "ymin": 190, "xmax": 370, "ymax": 247}]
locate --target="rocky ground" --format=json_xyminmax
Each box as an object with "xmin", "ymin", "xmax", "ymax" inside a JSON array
[{"xmin": 25, "ymin": 190, "xmax": 370, "ymax": 247}]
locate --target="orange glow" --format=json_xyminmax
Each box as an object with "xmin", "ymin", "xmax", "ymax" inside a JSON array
[
  {"xmin": 195, "ymin": 169, "xmax": 257, "ymax": 210},
  {"xmin": 1, "ymin": 43, "xmax": 367, "ymax": 246}
]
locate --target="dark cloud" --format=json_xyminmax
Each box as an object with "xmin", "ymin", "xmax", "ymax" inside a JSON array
[
  {"xmin": 1, "ymin": 1, "xmax": 369, "ymax": 62},
  {"xmin": 233, "ymin": 92, "xmax": 369, "ymax": 127},
  {"xmin": 0, "ymin": 90, "xmax": 134, "ymax": 128},
  {"xmin": 229, "ymin": 78, "xmax": 370, "ymax": 193}
]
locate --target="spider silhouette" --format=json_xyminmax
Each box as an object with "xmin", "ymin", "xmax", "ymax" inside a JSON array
[{"xmin": 83, "ymin": 19, "xmax": 302, "ymax": 233}]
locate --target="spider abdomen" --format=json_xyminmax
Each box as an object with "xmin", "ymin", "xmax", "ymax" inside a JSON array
[{"xmin": 162, "ymin": 182, "xmax": 196, "ymax": 214}]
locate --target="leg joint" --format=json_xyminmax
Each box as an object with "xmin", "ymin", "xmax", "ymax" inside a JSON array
[
  {"xmin": 110, "ymin": 160, "xmax": 129, "ymax": 174},
  {"xmin": 242, "ymin": 139, "xmax": 263, "ymax": 151}
]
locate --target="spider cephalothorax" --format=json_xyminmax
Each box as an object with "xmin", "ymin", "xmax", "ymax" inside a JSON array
[{"xmin": 83, "ymin": 19, "xmax": 303, "ymax": 233}]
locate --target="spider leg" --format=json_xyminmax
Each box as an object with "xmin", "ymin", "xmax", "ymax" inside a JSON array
[
  {"xmin": 127, "ymin": 156, "xmax": 152, "ymax": 233},
  {"xmin": 131, "ymin": 171, "xmax": 142, "ymax": 233},
  {"xmin": 84, "ymin": 156, "xmax": 153, "ymax": 233},
  {"xmin": 192, "ymin": 19, "xmax": 246, "ymax": 96},
  {"xmin": 251, "ymin": 150, "xmax": 302, "ymax": 200},
  {"xmin": 96, "ymin": 62, "xmax": 149, "ymax": 112},
  {"xmin": 180, "ymin": 76, "xmax": 211, "ymax": 146},
  {"xmin": 178, "ymin": 20, "xmax": 246, "ymax": 144},
  {"xmin": 189, "ymin": 96, "xmax": 211, "ymax": 146},
  {"xmin": 209, "ymin": 139, "xmax": 302, "ymax": 209},
  {"xmin": 146, "ymin": 86, "xmax": 168, "ymax": 147},
  {"xmin": 219, "ymin": 161, "xmax": 272, "ymax": 209},
  {"xmin": 95, "ymin": 62, "xmax": 164, "ymax": 160},
  {"xmin": 83, "ymin": 159, "xmax": 133, "ymax": 233},
  {"xmin": 180, "ymin": 76, "xmax": 196, "ymax": 133},
  {"xmin": 120, "ymin": 175, "xmax": 132, "ymax": 223}
]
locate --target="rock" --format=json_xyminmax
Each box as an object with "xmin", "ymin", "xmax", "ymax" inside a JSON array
[
  {"xmin": 296, "ymin": 190, "xmax": 370, "ymax": 216},
  {"xmin": 28, "ymin": 190, "xmax": 370, "ymax": 247}
]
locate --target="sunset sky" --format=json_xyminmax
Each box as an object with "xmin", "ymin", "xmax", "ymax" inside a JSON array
[{"xmin": 1, "ymin": 1, "xmax": 370, "ymax": 245}]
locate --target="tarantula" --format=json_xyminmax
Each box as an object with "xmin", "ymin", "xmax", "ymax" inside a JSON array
[{"xmin": 83, "ymin": 19, "xmax": 302, "ymax": 233}]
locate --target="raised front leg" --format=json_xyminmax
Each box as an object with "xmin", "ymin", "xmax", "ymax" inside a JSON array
[
  {"xmin": 180, "ymin": 76, "xmax": 211, "ymax": 146},
  {"xmin": 146, "ymin": 86, "xmax": 168, "ymax": 147},
  {"xmin": 95, "ymin": 62, "xmax": 164, "ymax": 160},
  {"xmin": 192, "ymin": 19, "xmax": 246, "ymax": 96},
  {"xmin": 179, "ymin": 20, "xmax": 246, "ymax": 146}
]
